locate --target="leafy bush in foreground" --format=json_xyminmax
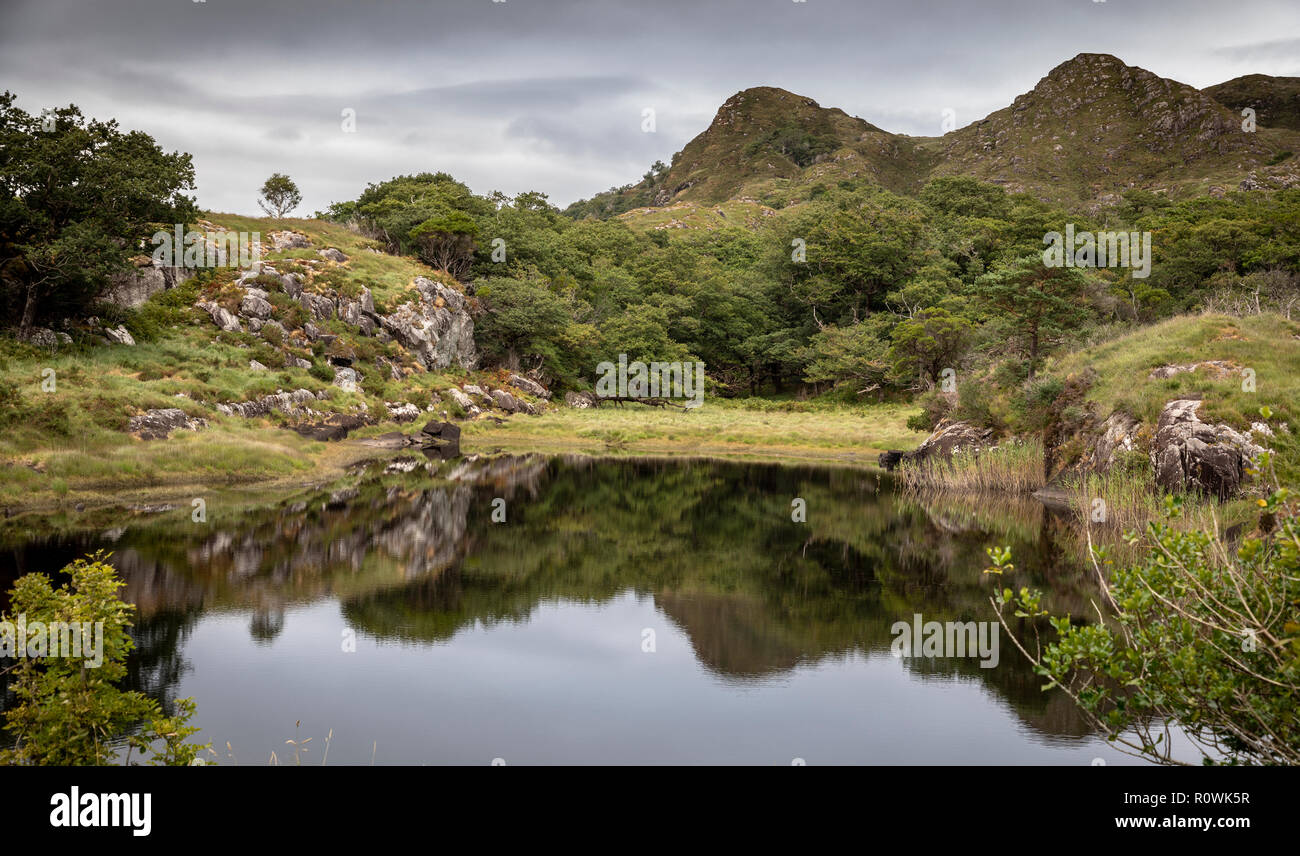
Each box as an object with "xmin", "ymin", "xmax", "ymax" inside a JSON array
[
  {"xmin": 989, "ymin": 465, "xmax": 1300, "ymax": 765},
  {"xmin": 1, "ymin": 552, "xmax": 207, "ymax": 766}
]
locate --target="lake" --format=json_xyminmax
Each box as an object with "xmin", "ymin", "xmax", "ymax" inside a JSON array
[{"xmin": 0, "ymin": 454, "xmax": 1183, "ymax": 765}]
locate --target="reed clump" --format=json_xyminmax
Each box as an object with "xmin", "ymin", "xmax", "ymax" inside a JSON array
[{"xmin": 896, "ymin": 438, "xmax": 1045, "ymax": 493}]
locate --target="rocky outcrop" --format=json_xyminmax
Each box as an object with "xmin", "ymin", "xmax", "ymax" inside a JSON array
[
  {"xmin": 103, "ymin": 263, "xmax": 195, "ymax": 309},
  {"xmin": 385, "ymin": 401, "xmax": 421, "ymax": 422},
  {"xmin": 128, "ymin": 408, "xmax": 207, "ymax": 440},
  {"xmin": 197, "ymin": 300, "xmax": 243, "ymax": 333},
  {"xmin": 103, "ymin": 325, "xmax": 135, "ymax": 346},
  {"xmin": 877, "ymin": 450, "xmax": 905, "ymax": 471},
  {"xmin": 333, "ymin": 367, "xmax": 360, "ymax": 393},
  {"xmin": 268, "ymin": 230, "xmax": 311, "ymax": 251},
  {"xmin": 239, "ymin": 289, "xmax": 273, "ymax": 320},
  {"xmin": 903, "ymin": 420, "xmax": 995, "ymax": 465},
  {"xmin": 216, "ymin": 388, "xmax": 324, "ymax": 419},
  {"xmin": 376, "ymin": 277, "xmax": 477, "ymax": 371},
  {"xmin": 300, "ymin": 292, "xmax": 335, "ymax": 322},
  {"xmin": 490, "ymin": 389, "xmax": 519, "ymax": 413},
  {"xmin": 1084, "ymin": 411, "xmax": 1141, "ymax": 472},
  {"xmin": 1150, "ymin": 399, "xmax": 1267, "ymax": 500},
  {"xmin": 564, "ymin": 391, "xmax": 596, "ymax": 409},
  {"xmin": 293, "ymin": 413, "xmax": 370, "ymax": 442},
  {"xmin": 1148, "ymin": 360, "xmax": 1239, "ymax": 380},
  {"xmin": 508, "ymin": 374, "xmax": 550, "ymax": 399},
  {"xmin": 446, "ymin": 387, "xmax": 478, "ymax": 415}
]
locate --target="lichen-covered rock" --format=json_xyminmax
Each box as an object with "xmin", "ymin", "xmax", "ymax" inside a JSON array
[
  {"xmin": 447, "ymin": 387, "xmax": 474, "ymax": 409},
  {"xmin": 508, "ymin": 374, "xmax": 550, "ymax": 399},
  {"xmin": 904, "ymin": 419, "xmax": 995, "ymax": 465},
  {"xmin": 333, "ymin": 367, "xmax": 360, "ymax": 393},
  {"xmin": 240, "ymin": 292, "xmax": 273, "ymax": 320},
  {"xmin": 103, "ymin": 263, "xmax": 194, "ymax": 309},
  {"xmin": 564, "ymin": 391, "xmax": 595, "ymax": 409},
  {"xmin": 300, "ymin": 292, "xmax": 335, "ymax": 321},
  {"xmin": 128, "ymin": 408, "xmax": 207, "ymax": 440},
  {"xmin": 319, "ymin": 248, "xmax": 348, "ymax": 263},
  {"xmin": 197, "ymin": 301, "xmax": 243, "ymax": 333},
  {"xmin": 337, "ymin": 295, "xmax": 365, "ymax": 327},
  {"xmin": 268, "ymin": 230, "xmax": 311, "ymax": 251},
  {"xmin": 385, "ymin": 402, "xmax": 421, "ymax": 422},
  {"xmin": 280, "ymin": 273, "xmax": 304, "ymax": 299},
  {"xmin": 249, "ymin": 360, "xmax": 268, "ymax": 371},
  {"xmin": 490, "ymin": 389, "xmax": 519, "ymax": 412},
  {"xmin": 376, "ymin": 277, "xmax": 477, "ymax": 371},
  {"xmin": 216, "ymin": 388, "xmax": 322, "ymax": 419},
  {"xmin": 1150, "ymin": 399, "xmax": 1266, "ymax": 500},
  {"xmin": 1085, "ymin": 411, "xmax": 1141, "ymax": 472},
  {"xmin": 104, "ymin": 325, "xmax": 135, "ymax": 346},
  {"xmin": 1148, "ymin": 360, "xmax": 1239, "ymax": 380}
]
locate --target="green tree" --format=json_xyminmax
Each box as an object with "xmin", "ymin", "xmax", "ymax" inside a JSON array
[
  {"xmin": 409, "ymin": 211, "xmax": 479, "ymax": 279},
  {"xmin": 802, "ymin": 317, "xmax": 892, "ymax": 396},
  {"xmin": 258, "ymin": 172, "xmax": 301, "ymax": 218},
  {"xmin": 1, "ymin": 552, "xmax": 207, "ymax": 766},
  {"xmin": 888, "ymin": 307, "xmax": 971, "ymax": 387},
  {"xmin": 0, "ymin": 93, "xmax": 197, "ymax": 337},
  {"xmin": 973, "ymin": 254, "xmax": 1094, "ymax": 379},
  {"xmin": 473, "ymin": 276, "xmax": 589, "ymax": 383}
]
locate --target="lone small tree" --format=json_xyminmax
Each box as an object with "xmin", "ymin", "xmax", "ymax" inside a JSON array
[{"xmin": 258, "ymin": 172, "xmax": 302, "ymax": 218}]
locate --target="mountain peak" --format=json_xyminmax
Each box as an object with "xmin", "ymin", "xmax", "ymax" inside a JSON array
[
  {"xmin": 1204, "ymin": 73, "xmax": 1300, "ymax": 131},
  {"xmin": 566, "ymin": 54, "xmax": 1300, "ymax": 219}
]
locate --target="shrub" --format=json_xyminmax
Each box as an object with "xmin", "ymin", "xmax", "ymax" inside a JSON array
[
  {"xmin": 990, "ymin": 474, "xmax": 1300, "ymax": 765},
  {"xmin": 0, "ymin": 553, "xmax": 207, "ymax": 766}
]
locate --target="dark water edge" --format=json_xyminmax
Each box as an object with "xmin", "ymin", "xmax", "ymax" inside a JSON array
[{"xmin": 0, "ymin": 454, "xmax": 1197, "ymax": 764}]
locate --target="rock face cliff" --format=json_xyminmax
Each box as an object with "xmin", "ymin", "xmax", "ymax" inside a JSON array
[
  {"xmin": 377, "ymin": 276, "xmax": 477, "ymax": 371},
  {"xmin": 103, "ymin": 260, "xmax": 194, "ymax": 308},
  {"xmin": 1148, "ymin": 400, "xmax": 1266, "ymax": 501},
  {"xmin": 196, "ymin": 268, "xmax": 477, "ymax": 372}
]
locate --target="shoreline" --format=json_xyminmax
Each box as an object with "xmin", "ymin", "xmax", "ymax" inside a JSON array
[{"xmin": 1, "ymin": 402, "xmax": 925, "ymax": 517}]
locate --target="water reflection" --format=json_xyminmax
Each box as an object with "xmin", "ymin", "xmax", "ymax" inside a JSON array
[{"xmin": 1, "ymin": 455, "xmax": 1131, "ymax": 763}]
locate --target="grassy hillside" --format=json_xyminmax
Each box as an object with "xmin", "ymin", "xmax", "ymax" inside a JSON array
[
  {"xmin": 930, "ymin": 54, "xmax": 1298, "ymax": 207},
  {"xmin": 0, "ymin": 215, "xmax": 495, "ymax": 509},
  {"xmin": 1045, "ymin": 312, "xmax": 1300, "ymax": 481}
]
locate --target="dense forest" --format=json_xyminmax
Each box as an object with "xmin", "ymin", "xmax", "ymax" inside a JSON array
[{"xmin": 315, "ymin": 169, "xmax": 1300, "ymax": 420}]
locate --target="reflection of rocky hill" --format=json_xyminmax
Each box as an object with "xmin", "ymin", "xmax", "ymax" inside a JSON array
[
  {"xmin": 656, "ymin": 592, "xmax": 807, "ymax": 677},
  {"xmin": 1, "ymin": 454, "xmax": 1107, "ymax": 741}
]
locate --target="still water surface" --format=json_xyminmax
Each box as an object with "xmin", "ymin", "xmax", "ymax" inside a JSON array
[{"xmin": 1, "ymin": 455, "xmax": 1185, "ymax": 764}]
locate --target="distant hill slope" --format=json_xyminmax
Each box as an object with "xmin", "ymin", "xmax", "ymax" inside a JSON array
[
  {"xmin": 1204, "ymin": 73, "xmax": 1300, "ymax": 132},
  {"xmin": 928, "ymin": 53, "xmax": 1294, "ymax": 206},
  {"xmin": 571, "ymin": 53, "xmax": 1300, "ymax": 222}
]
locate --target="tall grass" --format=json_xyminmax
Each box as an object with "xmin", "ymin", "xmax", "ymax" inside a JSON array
[
  {"xmin": 895, "ymin": 438, "xmax": 1044, "ymax": 493},
  {"xmin": 1061, "ymin": 470, "xmax": 1245, "ymax": 537}
]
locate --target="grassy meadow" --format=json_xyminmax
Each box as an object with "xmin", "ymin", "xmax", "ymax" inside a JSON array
[{"xmin": 462, "ymin": 398, "xmax": 923, "ymax": 465}]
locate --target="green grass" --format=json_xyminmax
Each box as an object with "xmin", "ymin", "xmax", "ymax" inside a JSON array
[
  {"xmin": 463, "ymin": 398, "xmax": 924, "ymax": 464},
  {"xmin": 1044, "ymin": 312, "xmax": 1300, "ymax": 481}
]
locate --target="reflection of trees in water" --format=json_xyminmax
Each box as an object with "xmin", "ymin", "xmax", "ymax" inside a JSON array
[
  {"xmin": 124, "ymin": 606, "xmax": 202, "ymax": 716},
  {"xmin": 249, "ymin": 608, "xmax": 285, "ymax": 644},
  {"xmin": 0, "ymin": 455, "xmax": 1110, "ymax": 739}
]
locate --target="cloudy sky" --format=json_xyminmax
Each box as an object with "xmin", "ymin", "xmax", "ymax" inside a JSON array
[{"xmin": 2, "ymin": 0, "xmax": 1298, "ymax": 215}]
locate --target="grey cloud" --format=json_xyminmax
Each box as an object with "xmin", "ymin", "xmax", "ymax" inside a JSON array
[{"xmin": 2, "ymin": 0, "xmax": 1297, "ymax": 213}]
